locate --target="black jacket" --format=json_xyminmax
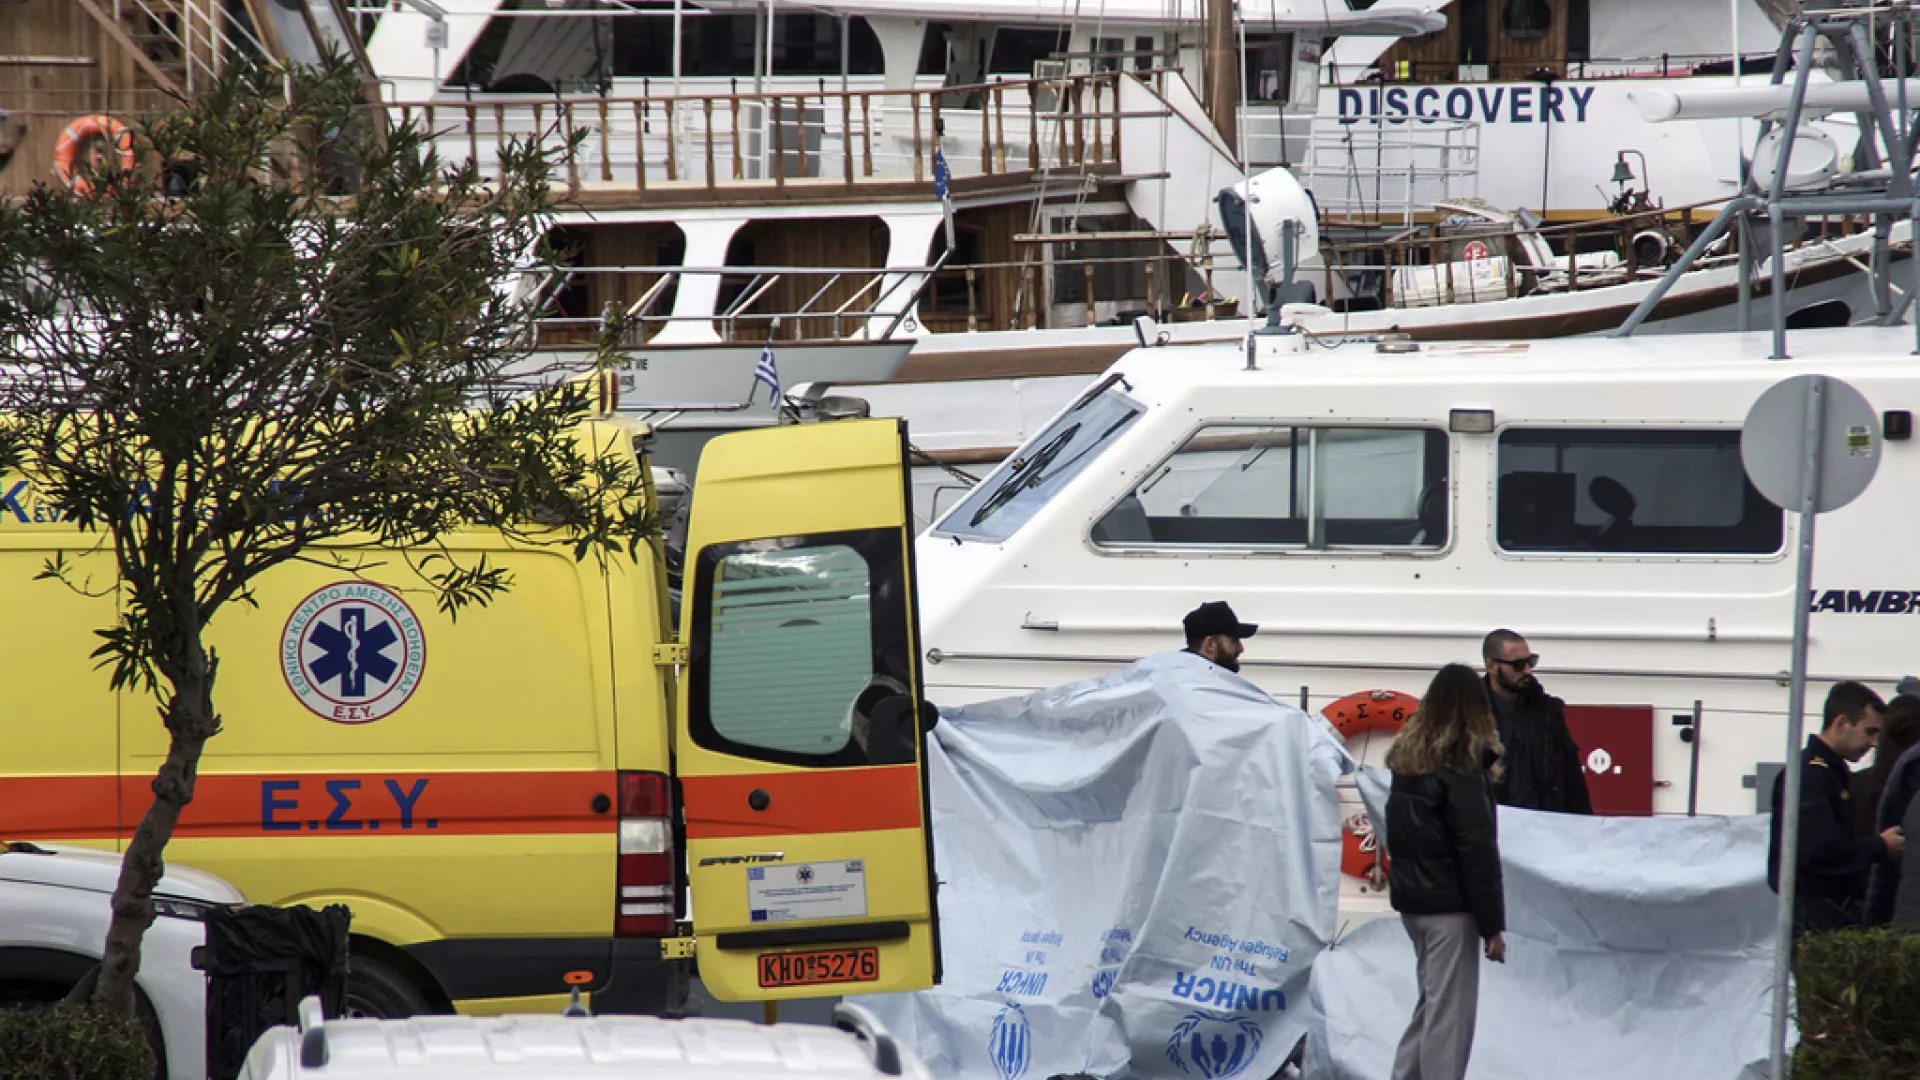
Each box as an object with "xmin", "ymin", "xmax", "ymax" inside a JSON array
[
  {"xmin": 1769, "ymin": 735, "xmax": 1890, "ymax": 933},
  {"xmin": 1386, "ymin": 760, "xmax": 1505, "ymax": 940},
  {"xmin": 1486, "ymin": 676, "xmax": 1592, "ymax": 814},
  {"xmin": 1895, "ymin": 791, "xmax": 1920, "ymax": 927},
  {"xmin": 1865, "ymin": 744, "xmax": 1920, "ymax": 925}
]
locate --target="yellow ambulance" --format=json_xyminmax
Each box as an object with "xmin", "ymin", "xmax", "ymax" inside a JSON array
[{"xmin": 0, "ymin": 416, "xmax": 939, "ymax": 1016}]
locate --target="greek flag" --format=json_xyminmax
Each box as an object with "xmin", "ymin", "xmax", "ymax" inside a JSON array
[{"xmin": 753, "ymin": 343, "xmax": 780, "ymax": 402}]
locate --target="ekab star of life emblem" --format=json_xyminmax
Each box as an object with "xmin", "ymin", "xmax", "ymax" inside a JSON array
[{"xmin": 281, "ymin": 582, "xmax": 426, "ymax": 724}]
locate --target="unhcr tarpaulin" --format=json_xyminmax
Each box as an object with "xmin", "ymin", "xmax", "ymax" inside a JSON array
[
  {"xmin": 1308, "ymin": 766, "xmax": 1776, "ymax": 1080},
  {"xmin": 861, "ymin": 651, "xmax": 1352, "ymax": 1080}
]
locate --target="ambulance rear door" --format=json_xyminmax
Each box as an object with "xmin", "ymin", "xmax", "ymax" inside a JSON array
[{"xmin": 675, "ymin": 418, "xmax": 940, "ymax": 1001}]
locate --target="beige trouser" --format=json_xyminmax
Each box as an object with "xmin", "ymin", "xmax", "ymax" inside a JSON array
[{"xmin": 1391, "ymin": 913, "xmax": 1481, "ymax": 1080}]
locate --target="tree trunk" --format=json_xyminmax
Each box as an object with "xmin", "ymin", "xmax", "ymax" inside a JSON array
[{"xmin": 93, "ymin": 646, "xmax": 219, "ymax": 1016}]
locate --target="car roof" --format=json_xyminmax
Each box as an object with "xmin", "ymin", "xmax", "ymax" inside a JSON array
[{"xmin": 245, "ymin": 1001, "xmax": 931, "ymax": 1080}]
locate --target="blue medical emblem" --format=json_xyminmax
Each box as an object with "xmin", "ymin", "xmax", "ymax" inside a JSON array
[
  {"xmin": 282, "ymin": 583, "xmax": 426, "ymax": 724},
  {"xmin": 309, "ymin": 606, "xmax": 400, "ymax": 697}
]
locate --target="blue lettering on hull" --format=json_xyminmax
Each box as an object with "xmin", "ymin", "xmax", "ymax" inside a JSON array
[{"xmin": 1339, "ymin": 83, "xmax": 1597, "ymax": 125}]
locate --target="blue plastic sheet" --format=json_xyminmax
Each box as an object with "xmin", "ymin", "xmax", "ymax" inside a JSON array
[
  {"xmin": 862, "ymin": 651, "xmax": 1352, "ymax": 1080},
  {"xmin": 1308, "ymin": 767, "xmax": 1776, "ymax": 1080}
]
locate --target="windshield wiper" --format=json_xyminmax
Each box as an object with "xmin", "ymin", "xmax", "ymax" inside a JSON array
[
  {"xmin": 968, "ymin": 424, "xmax": 1080, "ymax": 527},
  {"xmin": 1021, "ymin": 412, "xmax": 1137, "ymax": 491}
]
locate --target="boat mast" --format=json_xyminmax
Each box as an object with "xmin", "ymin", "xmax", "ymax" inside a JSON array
[{"xmin": 1206, "ymin": 0, "xmax": 1238, "ymax": 157}]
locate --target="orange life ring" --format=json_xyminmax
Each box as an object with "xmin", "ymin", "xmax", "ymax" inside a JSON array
[
  {"xmin": 1323, "ymin": 689, "xmax": 1418, "ymax": 883},
  {"xmin": 53, "ymin": 115, "xmax": 135, "ymax": 196}
]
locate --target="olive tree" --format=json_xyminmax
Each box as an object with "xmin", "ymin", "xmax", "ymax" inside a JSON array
[{"xmin": 0, "ymin": 56, "xmax": 648, "ymax": 1014}]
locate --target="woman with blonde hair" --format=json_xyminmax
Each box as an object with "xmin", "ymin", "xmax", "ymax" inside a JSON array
[{"xmin": 1384, "ymin": 663, "xmax": 1507, "ymax": 1080}]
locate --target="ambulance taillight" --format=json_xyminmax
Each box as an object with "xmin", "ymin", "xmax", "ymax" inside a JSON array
[{"xmin": 615, "ymin": 771, "xmax": 675, "ymax": 936}]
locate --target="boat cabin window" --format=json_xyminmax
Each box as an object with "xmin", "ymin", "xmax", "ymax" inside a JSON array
[
  {"xmin": 935, "ymin": 380, "xmax": 1143, "ymax": 542},
  {"xmin": 1091, "ymin": 425, "xmax": 1450, "ymax": 550},
  {"xmin": 1496, "ymin": 429, "xmax": 1783, "ymax": 555},
  {"xmin": 1243, "ymin": 35, "xmax": 1294, "ymax": 105},
  {"xmin": 990, "ymin": 28, "xmax": 1070, "ymax": 75}
]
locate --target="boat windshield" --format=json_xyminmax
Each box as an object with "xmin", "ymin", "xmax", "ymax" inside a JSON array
[{"xmin": 935, "ymin": 376, "xmax": 1142, "ymax": 542}]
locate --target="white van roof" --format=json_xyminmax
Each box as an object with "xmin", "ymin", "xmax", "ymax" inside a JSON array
[{"xmin": 242, "ymin": 999, "xmax": 934, "ymax": 1080}]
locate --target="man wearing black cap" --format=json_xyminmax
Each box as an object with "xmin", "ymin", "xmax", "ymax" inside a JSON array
[{"xmin": 1183, "ymin": 601, "xmax": 1257, "ymax": 673}]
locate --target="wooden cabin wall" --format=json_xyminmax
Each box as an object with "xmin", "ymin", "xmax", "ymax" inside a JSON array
[
  {"xmin": 573, "ymin": 222, "xmax": 687, "ymax": 343},
  {"xmin": 920, "ymin": 202, "xmax": 1024, "ymax": 335},
  {"xmin": 724, "ymin": 217, "xmax": 891, "ymax": 342},
  {"xmin": 1, "ymin": 0, "xmax": 216, "ymax": 199},
  {"xmin": 1374, "ymin": 0, "xmax": 1575, "ymax": 83},
  {"xmin": 1375, "ymin": 23, "xmax": 1459, "ymax": 84},
  {"xmin": 1489, "ymin": 0, "xmax": 1570, "ymax": 78}
]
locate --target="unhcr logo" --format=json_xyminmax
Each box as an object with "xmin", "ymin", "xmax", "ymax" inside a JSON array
[
  {"xmin": 988, "ymin": 1002, "xmax": 1031, "ymax": 1080},
  {"xmin": 1166, "ymin": 1010, "xmax": 1263, "ymax": 1079}
]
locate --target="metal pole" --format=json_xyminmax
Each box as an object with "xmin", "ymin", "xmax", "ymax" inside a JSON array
[
  {"xmin": 752, "ymin": 0, "xmax": 766, "ymax": 96},
  {"xmin": 671, "ymin": 0, "xmax": 683, "ymax": 98},
  {"xmin": 766, "ymin": 0, "xmax": 777, "ymax": 91},
  {"xmin": 1539, "ymin": 76, "xmax": 1552, "ymax": 217},
  {"xmin": 1912, "ymin": 196, "xmax": 1920, "ymax": 354},
  {"xmin": 1769, "ymin": 375, "xmax": 1827, "ymax": 1080},
  {"xmin": 1731, "ymin": 0, "xmax": 1744, "ymax": 179},
  {"xmin": 1237, "ymin": 10, "xmax": 1254, "ymax": 324},
  {"xmin": 1687, "ymin": 699, "xmax": 1703, "ymax": 818},
  {"xmin": 1737, "ymin": 212, "xmax": 1753, "ymax": 332},
  {"xmin": 1769, "ymin": 24, "xmax": 1822, "ymax": 360}
]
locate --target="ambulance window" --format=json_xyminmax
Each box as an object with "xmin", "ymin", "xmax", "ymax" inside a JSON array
[
  {"xmin": 690, "ymin": 529, "xmax": 915, "ymax": 767},
  {"xmin": 1091, "ymin": 424, "xmax": 1449, "ymax": 550},
  {"xmin": 1496, "ymin": 428, "xmax": 1783, "ymax": 555}
]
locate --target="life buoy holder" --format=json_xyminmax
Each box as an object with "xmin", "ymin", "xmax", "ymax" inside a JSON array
[
  {"xmin": 53, "ymin": 115, "xmax": 135, "ymax": 196},
  {"xmin": 1322, "ymin": 689, "xmax": 1419, "ymax": 884}
]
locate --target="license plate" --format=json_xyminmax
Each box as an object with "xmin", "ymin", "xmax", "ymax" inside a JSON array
[{"xmin": 757, "ymin": 946, "xmax": 880, "ymax": 988}]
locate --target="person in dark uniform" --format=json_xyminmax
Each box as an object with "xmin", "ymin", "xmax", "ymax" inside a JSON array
[
  {"xmin": 1481, "ymin": 629, "xmax": 1592, "ymax": 814},
  {"xmin": 1182, "ymin": 601, "xmax": 1257, "ymax": 673},
  {"xmin": 1768, "ymin": 680, "xmax": 1907, "ymax": 933}
]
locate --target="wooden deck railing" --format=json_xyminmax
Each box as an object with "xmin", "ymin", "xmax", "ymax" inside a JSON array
[
  {"xmin": 382, "ymin": 71, "xmax": 1131, "ymax": 193},
  {"xmin": 526, "ymin": 238, "xmax": 1238, "ymax": 346},
  {"xmin": 1316, "ymin": 200, "xmax": 1712, "ymax": 307}
]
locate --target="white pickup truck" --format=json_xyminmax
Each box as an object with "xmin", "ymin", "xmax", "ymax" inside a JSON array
[{"xmin": 240, "ymin": 998, "xmax": 934, "ymax": 1080}]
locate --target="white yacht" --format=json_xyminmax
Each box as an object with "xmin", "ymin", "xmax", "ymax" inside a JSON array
[
  {"xmin": 912, "ymin": 6, "xmax": 1920, "ymax": 915},
  {"xmin": 908, "ymin": 318, "xmax": 1920, "ymax": 908},
  {"xmin": 340, "ymin": 3, "xmax": 1899, "ymax": 482}
]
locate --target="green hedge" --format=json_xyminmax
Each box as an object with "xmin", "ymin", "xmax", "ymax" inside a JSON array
[
  {"xmin": 0, "ymin": 1004, "xmax": 155, "ymax": 1080},
  {"xmin": 1794, "ymin": 927, "xmax": 1920, "ymax": 1079}
]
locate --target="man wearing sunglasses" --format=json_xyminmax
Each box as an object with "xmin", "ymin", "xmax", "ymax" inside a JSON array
[{"xmin": 1482, "ymin": 629, "xmax": 1592, "ymax": 814}]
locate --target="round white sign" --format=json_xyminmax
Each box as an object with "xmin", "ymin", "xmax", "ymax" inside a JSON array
[
  {"xmin": 281, "ymin": 582, "xmax": 426, "ymax": 724},
  {"xmin": 1741, "ymin": 374, "xmax": 1880, "ymax": 514}
]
